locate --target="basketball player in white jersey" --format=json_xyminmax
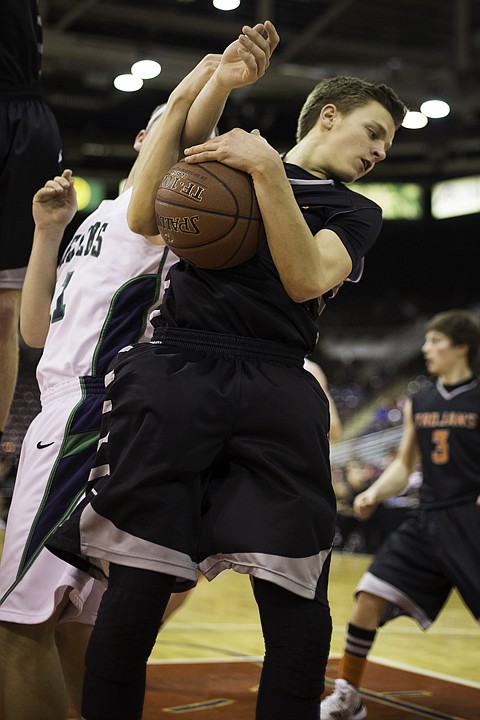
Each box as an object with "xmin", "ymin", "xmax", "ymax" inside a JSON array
[
  {"xmin": 0, "ymin": 142, "xmax": 176, "ymax": 720},
  {"xmin": 0, "ymin": 24, "xmax": 277, "ymax": 717}
]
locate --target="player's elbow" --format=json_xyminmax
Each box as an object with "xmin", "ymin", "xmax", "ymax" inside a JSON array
[
  {"xmin": 280, "ymin": 260, "xmax": 345, "ymax": 303},
  {"xmin": 127, "ymin": 207, "xmax": 157, "ymax": 237},
  {"xmin": 282, "ymin": 274, "xmax": 329, "ymax": 303}
]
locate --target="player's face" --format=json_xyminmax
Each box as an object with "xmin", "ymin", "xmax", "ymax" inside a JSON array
[
  {"xmin": 318, "ymin": 101, "xmax": 395, "ymax": 183},
  {"xmin": 422, "ymin": 330, "xmax": 465, "ymax": 376}
]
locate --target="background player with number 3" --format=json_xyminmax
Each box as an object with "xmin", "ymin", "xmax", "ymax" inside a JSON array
[{"xmin": 321, "ymin": 308, "xmax": 480, "ymax": 720}]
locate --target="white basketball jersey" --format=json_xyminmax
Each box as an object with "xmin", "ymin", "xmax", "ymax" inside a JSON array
[{"xmin": 37, "ymin": 188, "xmax": 177, "ymax": 392}]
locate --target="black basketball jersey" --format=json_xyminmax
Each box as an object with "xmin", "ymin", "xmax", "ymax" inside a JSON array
[
  {"xmin": 156, "ymin": 163, "xmax": 382, "ymax": 355},
  {"xmin": 0, "ymin": 0, "xmax": 42, "ymax": 95},
  {"xmin": 412, "ymin": 377, "xmax": 480, "ymax": 508}
]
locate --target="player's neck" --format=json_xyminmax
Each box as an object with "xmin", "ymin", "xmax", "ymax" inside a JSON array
[{"xmin": 438, "ymin": 364, "xmax": 473, "ymax": 387}]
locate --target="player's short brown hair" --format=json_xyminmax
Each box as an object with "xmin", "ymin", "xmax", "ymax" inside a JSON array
[
  {"xmin": 426, "ymin": 309, "xmax": 480, "ymax": 369},
  {"xmin": 296, "ymin": 75, "xmax": 407, "ymax": 142}
]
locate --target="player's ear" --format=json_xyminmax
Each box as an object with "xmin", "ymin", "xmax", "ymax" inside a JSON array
[
  {"xmin": 319, "ymin": 103, "xmax": 337, "ymax": 130},
  {"xmin": 455, "ymin": 342, "xmax": 469, "ymax": 360},
  {"xmin": 133, "ymin": 129, "xmax": 147, "ymax": 152}
]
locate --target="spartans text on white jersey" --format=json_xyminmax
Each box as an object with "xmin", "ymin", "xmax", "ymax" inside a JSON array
[{"xmin": 36, "ymin": 188, "xmax": 177, "ymax": 392}]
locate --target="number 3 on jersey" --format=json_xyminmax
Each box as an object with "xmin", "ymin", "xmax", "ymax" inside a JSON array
[
  {"xmin": 51, "ymin": 271, "xmax": 74, "ymax": 323},
  {"xmin": 431, "ymin": 428, "xmax": 450, "ymax": 465}
]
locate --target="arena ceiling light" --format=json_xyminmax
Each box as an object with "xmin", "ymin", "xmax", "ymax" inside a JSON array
[
  {"xmin": 420, "ymin": 99, "xmax": 450, "ymax": 118},
  {"xmin": 131, "ymin": 60, "xmax": 161, "ymax": 80},
  {"xmin": 113, "ymin": 74, "xmax": 144, "ymax": 92},
  {"xmin": 401, "ymin": 111, "xmax": 428, "ymax": 129},
  {"xmin": 213, "ymin": 0, "xmax": 241, "ymax": 10}
]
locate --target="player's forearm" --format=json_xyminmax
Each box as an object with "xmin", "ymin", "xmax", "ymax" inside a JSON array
[
  {"xmin": 252, "ymin": 163, "xmax": 352, "ymax": 301},
  {"xmin": 367, "ymin": 458, "xmax": 411, "ymax": 504},
  {"xmin": 20, "ymin": 227, "xmax": 62, "ymax": 347},
  {"xmin": 181, "ymin": 21, "xmax": 278, "ymax": 148},
  {"xmin": 128, "ymin": 97, "xmax": 192, "ymax": 237},
  {"xmin": 180, "ymin": 72, "xmax": 230, "ymax": 150}
]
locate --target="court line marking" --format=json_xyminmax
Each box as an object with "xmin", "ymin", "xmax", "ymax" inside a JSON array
[
  {"xmin": 165, "ymin": 621, "xmax": 475, "ymax": 637},
  {"xmin": 346, "ymin": 687, "xmax": 472, "ymax": 720},
  {"xmin": 150, "ymin": 655, "xmax": 479, "ymax": 685},
  {"xmin": 329, "ymin": 652, "xmax": 480, "ymax": 690},
  {"xmin": 150, "ymin": 654, "xmax": 480, "ymax": 691}
]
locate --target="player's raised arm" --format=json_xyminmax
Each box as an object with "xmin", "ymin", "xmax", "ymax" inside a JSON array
[
  {"xmin": 181, "ymin": 22, "xmax": 279, "ymax": 149},
  {"xmin": 127, "ymin": 56, "xmax": 220, "ymax": 238},
  {"xmin": 21, "ymin": 170, "xmax": 77, "ymax": 347},
  {"xmin": 127, "ymin": 22, "xmax": 279, "ymax": 239}
]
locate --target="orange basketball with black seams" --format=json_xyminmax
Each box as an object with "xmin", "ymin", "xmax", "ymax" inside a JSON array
[{"xmin": 155, "ymin": 159, "xmax": 265, "ymax": 269}]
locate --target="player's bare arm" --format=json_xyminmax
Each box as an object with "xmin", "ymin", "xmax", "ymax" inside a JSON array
[
  {"xmin": 181, "ymin": 21, "xmax": 278, "ymax": 151},
  {"xmin": 128, "ymin": 22, "xmax": 279, "ymax": 240},
  {"xmin": 127, "ymin": 55, "xmax": 220, "ymax": 239},
  {"xmin": 184, "ymin": 128, "xmax": 352, "ymax": 301},
  {"xmin": 21, "ymin": 170, "xmax": 77, "ymax": 348},
  {"xmin": 354, "ymin": 399, "xmax": 421, "ymax": 520}
]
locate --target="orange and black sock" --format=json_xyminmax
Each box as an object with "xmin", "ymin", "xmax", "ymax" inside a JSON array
[{"xmin": 338, "ymin": 623, "xmax": 376, "ymax": 689}]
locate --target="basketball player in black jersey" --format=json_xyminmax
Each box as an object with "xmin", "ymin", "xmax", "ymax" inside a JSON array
[
  {"xmin": 321, "ymin": 309, "xmax": 480, "ymax": 720},
  {"xmin": 47, "ymin": 28, "xmax": 407, "ymax": 720},
  {"xmin": 0, "ymin": 1, "xmax": 62, "ymax": 447}
]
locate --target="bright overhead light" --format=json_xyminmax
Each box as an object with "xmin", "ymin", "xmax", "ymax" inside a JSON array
[
  {"xmin": 420, "ymin": 99, "xmax": 450, "ymax": 118},
  {"xmin": 213, "ymin": 0, "xmax": 240, "ymax": 10},
  {"xmin": 131, "ymin": 60, "xmax": 161, "ymax": 79},
  {"xmin": 113, "ymin": 74, "xmax": 144, "ymax": 92},
  {"xmin": 402, "ymin": 111, "xmax": 428, "ymax": 129}
]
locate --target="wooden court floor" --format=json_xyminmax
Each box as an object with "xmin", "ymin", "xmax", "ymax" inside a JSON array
[
  {"xmin": 143, "ymin": 551, "xmax": 479, "ymax": 718},
  {"xmin": 1, "ymin": 530, "xmax": 478, "ymax": 717},
  {"xmin": 144, "ymin": 553, "xmax": 480, "ymax": 720},
  {"xmin": 152, "ymin": 551, "xmax": 478, "ymax": 679}
]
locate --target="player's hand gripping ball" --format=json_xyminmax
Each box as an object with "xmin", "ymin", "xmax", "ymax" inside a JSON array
[{"xmin": 155, "ymin": 160, "xmax": 265, "ymax": 269}]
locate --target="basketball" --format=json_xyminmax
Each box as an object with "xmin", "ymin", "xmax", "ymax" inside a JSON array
[{"xmin": 155, "ymin": 159, "xmax": 265, "ymax": 269}]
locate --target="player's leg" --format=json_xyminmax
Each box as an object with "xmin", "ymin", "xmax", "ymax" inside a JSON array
[
  {"xmin": 252, "ymin": 576, "xmax": 332, "ymax": 720},
  {"xmin": 321, "ymin": 511, "xmax": 452, "ymax": 719},
  {"xmin": 0, "ymin": 100, "xmax": 62, "ymax": 438},
  {"xmin": 55, "ymin": 620, "xmax": 93, "ymax": 719},
  {"xmin": 81, "ymin": 563, "xmax": 175, "ymax": 720},
  {"xmin": 0, "ymin": 289, "xmax": 21, "ymax": 436},
  {"xmin": 55, "ymin": 585, "xmax": 193, "ymax": 718},
  {"xmin": 320, "ymin": 590, "xmax": 386, "ymax": 720},
  {"xmin": 0, "ymin": 382, "xmax": 106, "ymax": 720},
  {"xmin": 0, "ymin": 590, "xmax": 72, "ymax": 720}
]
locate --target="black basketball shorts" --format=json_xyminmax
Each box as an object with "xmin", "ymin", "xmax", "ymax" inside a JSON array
[
  {"xmin": 356, "ymin": 501, "xmax": 480, "ymax": 628},
  {"xmin": 48, "ymin": 335, "xmax": 336, "ymax": 601},
  {"xmin": 0, "ymin": 97, "xmax": 62, "ymax": 274}
]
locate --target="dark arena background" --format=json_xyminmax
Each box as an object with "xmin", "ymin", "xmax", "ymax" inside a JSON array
[{"xmin": 1, "ymin": 1, "xmax": 479, "ymax": 718}]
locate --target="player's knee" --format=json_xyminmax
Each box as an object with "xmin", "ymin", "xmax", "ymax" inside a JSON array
[
  {"xmin": 354, "ymin": 590, "xmax": 385, "ymax": 627},
  {"xmin": 85, "ymin": 585, "xmax": 164, "ymax": 683}
]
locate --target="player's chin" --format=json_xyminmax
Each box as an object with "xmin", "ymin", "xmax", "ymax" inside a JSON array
[{"xmin": 334, "ymin": 168, "xmax": 364, "ymax": 183}]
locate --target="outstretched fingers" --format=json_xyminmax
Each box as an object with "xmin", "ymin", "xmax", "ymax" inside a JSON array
[{"xmin": 238, "ymin": 21, "xmax": 279, "ymax": 77}]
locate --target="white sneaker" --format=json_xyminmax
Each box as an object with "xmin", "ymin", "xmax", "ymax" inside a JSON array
[{"xmin": 320, "ymin": 678, "xmax": 367, "ymax": 719}]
